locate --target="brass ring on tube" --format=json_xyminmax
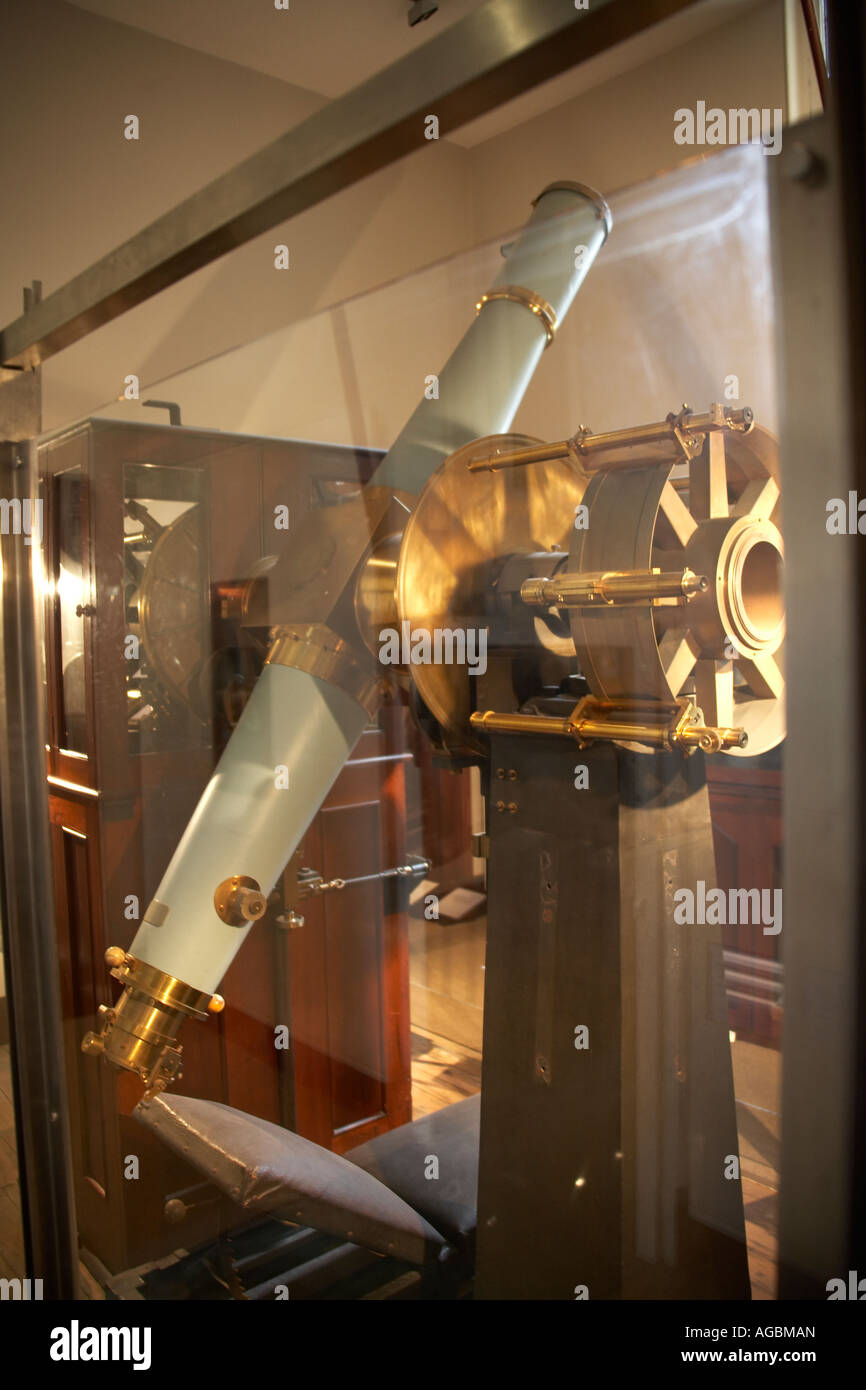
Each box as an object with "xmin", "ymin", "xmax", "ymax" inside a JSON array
[
  {"xmin": 475, "ymin": 285, "xmax": 557, "ymax": 346},
  {"xmin": 266, "ymin": 623, "xmax": 383, "ymax": 718}
]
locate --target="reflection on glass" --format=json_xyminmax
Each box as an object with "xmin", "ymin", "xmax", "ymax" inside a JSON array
[
  {"xmin": 56, "ymin": 469, "xmax": 87, "ymax": 756},
  {"xmin": 122, "ymin": 465, "xmax": 209, "ymax": 755}
]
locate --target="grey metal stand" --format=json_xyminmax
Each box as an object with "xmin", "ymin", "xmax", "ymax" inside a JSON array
[{"xmin": 475, "ymin": 732, "xmax": 749, "ymax": 1299}]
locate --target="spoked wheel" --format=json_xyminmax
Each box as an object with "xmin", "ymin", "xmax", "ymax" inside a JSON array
[{"xmin": 569, "ymin": 423, "xmax": 784, "ymax": 756}]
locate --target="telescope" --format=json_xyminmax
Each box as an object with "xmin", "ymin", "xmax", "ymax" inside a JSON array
[
  {"xmin": 82, "ymin": 179, "xmax": 613, "ymax": 1081},
  {"xmin": 82, "ymin": 176, "xmax": 783, "ymax": 1299}
]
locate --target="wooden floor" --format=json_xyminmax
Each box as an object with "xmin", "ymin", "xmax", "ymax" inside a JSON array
[
  {"xmin": 731, "ymin": 1035, "xmax": 781, "ymax": 1300},
  {"xmin": 410, "ymin": 1024, "xmax": 779, "ymax": 1301},
  {"xmin": 411, "ymin": 1026, "xmax": 482, "ymax": 1118}
]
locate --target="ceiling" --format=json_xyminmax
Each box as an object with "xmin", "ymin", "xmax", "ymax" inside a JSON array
[{"xmin": 66, "ymin": 0, "xmax": 760, "ymax": 149}]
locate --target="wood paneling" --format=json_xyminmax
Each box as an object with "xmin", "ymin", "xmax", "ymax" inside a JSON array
[{"xmin": 288, "ymin": 733, "xmax": 413, "ymax": 1153}]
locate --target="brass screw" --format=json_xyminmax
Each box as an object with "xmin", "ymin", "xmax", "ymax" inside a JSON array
[
  {"xmin": 496, "ymin": 768, "xmax": 506, "ymax": 780},
  {"xmin": 495, "ymin": 800, "xmax": 506, "ymax": 813},
  {"xmin": 508, "ymin": 769, "xmax": 518, "ymax": 781},
  {"xmin": 507, "ymin": 802, "xmax": 518, "ymax": 814}
]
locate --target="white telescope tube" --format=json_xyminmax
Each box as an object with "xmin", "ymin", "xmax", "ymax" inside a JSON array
[
  {"xmin": 130, "ymin": 666, "xmax": 368, "ymax": 992},
  {"xmin": 372, "ymin": 183, "xmax": 611, "ymax": 494},
  {"xmin": 128, "ymin": 182, "xmax": 611, "ymax": 998}
]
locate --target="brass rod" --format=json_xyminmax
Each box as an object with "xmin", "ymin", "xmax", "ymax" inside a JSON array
[
  {"xmin": 469, "ymin": 706, "xmax": 747, "ymax": 752},
  {"xmin": 471, "ymin": 710, "xmax": 573, "ymax": 737},
  {"xmin": 464, "ymin": 405, "xmax": 754, "ymax": 474},
  {"xmin": 466, "ymin": 440, "xmax": 572, "ymax": 473},
  {"xmin": 520, "ymin": 567, "xmax": 707, "ymax": 607},
  {"xmin": 578, "ymin": 407, "xmax": 753, "ymax": 455}
]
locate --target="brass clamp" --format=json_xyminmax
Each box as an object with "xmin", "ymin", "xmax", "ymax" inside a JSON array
[
  {"xmin": 667, "ymin": 403, "xmax": 706, "ymax": 464},
  {"xmin": 475, "ymin": 285, "xmax": 557, "ymax": 346},
  {"xmin": 81, "ymin": 948, "xmax": 225, "ymax": 1093},
  {"xmin": 296, "ymin": 866, "xmax": 342, "ymax": 898},
  {"xmin": 666, "ymin": 402, "xmax": 756, "ymax": 465}
]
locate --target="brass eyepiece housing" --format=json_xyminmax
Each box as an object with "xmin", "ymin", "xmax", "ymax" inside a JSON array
[{"xmin": 81, "ymin": 949, "xmax": 224, "ymax": 1093}]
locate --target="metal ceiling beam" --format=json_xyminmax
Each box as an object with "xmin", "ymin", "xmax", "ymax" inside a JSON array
[{"xmin": 0, "ymin": 0, "xmax": 698, "ymax": 379}]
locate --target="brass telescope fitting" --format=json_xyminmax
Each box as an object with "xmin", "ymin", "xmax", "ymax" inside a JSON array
[
  {"xmin": 470, "ymin": 695, "xmax": 747, "ymax": 756},
  {"xmin": 520, "ymin": 568, "xmax": 707, "ymax": 609},
  {"xmin": 265, "ymin": 623, "xmax": 384, "ymax": 718},
  {"xmin": 466, "ymin": 403, "xmax": 755, "ymax": 474},
  {"xmin": 214, "ymin": 874, "xmax": 267, "ymax": 927},
  {"xmin": 475, "ymin": 285, "xmax": 558, "ymax": 346},
  {"xmin": 82, "ymin": 948, "xmax": 225, "ymax": 1093}
]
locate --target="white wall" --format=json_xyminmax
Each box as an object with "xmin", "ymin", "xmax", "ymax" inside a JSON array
[
  {"xmin": 0, "ymin": 0, "xmax": 474, "ymax": 429},
  {"xmin": 89, "ymin": 142, "xmax": 776, "ymax": 459},
  {"xmin": 0, "ymin": 0, "xmax": 789, "ymax": 436}
]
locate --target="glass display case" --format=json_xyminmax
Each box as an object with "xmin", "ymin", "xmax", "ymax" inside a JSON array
[
  {"xmin": 0, "ymin": 0, "xmax": 859, "ymax": 1353},
  {"xmin": 18, "ymin": 147, "xmax": 784, "ymax": 1302}
]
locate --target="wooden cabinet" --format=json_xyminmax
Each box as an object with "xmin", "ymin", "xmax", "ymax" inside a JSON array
[
  {"xmin": 38, "ymin": 419, "xmax": 428, "ymax": 1272},
  {"xmin": 277, "ymin": 710, "xmax": 413, "ymax": 1154}
]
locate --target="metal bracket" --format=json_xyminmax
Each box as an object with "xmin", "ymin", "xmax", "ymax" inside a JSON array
[
  {"xmin": 667, "ymin": 403, "xmax": 705, "ymax": 463},
  {"xmin": 275, "ymin": 856, "xmax": 430, "ymax": 928}
]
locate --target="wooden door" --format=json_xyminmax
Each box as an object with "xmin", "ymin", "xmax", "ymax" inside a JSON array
[{"xmin": 280, "ymin": 717, "xmax": 413, "ymax": 1154}]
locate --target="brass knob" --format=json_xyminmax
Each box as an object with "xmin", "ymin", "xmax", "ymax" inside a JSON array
[{"xmin": 214, "ymin": 875, "xmax": 267, "ymax": 927}]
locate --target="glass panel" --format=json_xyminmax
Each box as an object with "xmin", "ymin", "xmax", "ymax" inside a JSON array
[
  {"xmin": 28, "ymin": 142, "xmax": 784, "ymax": 1305},
  {"xmin": 7, "ymin": 1, "xmax": 853, "ymax": 1323}
]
